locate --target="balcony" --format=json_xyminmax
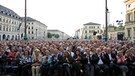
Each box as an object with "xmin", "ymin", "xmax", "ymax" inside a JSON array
[{"xmin": 125, "ymin": 21, "xmax": 135, "ymax": 25}]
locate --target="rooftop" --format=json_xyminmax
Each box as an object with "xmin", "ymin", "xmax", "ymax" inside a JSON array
[
  {"xmin": 0, "ymin": 5, "xmax": 21, "ymax": 20},
  {"xmin": 84, "ymin": 22, "xmax": 100, "ymax": 25}
]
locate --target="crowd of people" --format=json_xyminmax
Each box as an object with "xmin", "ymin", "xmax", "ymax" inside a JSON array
[{"xmin": 0, "ymin": 39, "xmax": 135, "ymax": 76}]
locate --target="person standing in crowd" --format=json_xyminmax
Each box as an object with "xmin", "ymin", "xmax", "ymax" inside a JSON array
[
  {"xmin": 31, "ymin": 49, "xmax": 42, "ymax": 76},
  {"xmin": 116, "ymin": 50, "xmax": 128, "ymax": 76},
  {"xmin": 82, "ymin": 47, "xmax": 94, "ymax": 76},
  {"xmin": 7, "ymin": 46, "xmax": 16, "ymax": 59},
  {"xmin": 15, "ymin": 46, "xmax": 23, "ymax": 59},
  {"xmin": 109, "ymin": 48, "xmax": 118, "ymax": 76},
  {"xmin": 62, "ymin": 51, "xmax": 74, "ymax": 76},
  {"xmin": 41, "ymin": 48, "xmax": 52, "ymax": 76},
  {"xmin": 90, "ymin": 48, "xmax": 99, "ymax": 76},
  {"xmin": 19, "ymin": 50, "xmax": 32, "ymax": 76},
  {"xmin": 73, "ymin": 49, "xmax": 83, "ymax": 76},
  {"xmin": 126, "ymin": 48, "xmax": 135, "ymax": 76}
]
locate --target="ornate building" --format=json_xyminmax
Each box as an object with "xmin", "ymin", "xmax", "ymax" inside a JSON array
[
  {"xmin": 0, "ymin": 5, "xmax": 24, "ymax": 40},
  {"xmin": 0, "ymin": 5, "xmax": 47, "ymax": 40},
  {"xmin": 125, "ymin": 0, "xmax": 135, "ymax": 41},
  {"xmin": 81, "ymin": 22, "xmax": 102, "ymax": 39}
]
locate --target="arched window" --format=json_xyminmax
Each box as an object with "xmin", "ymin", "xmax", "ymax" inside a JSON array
[
  {"xmin": 6, "ymin": 26, "xmax": 8, "ymax": 31},
  {"xmin": 2, "ymin": 34, "xmax": 6, "ymax": 40}
]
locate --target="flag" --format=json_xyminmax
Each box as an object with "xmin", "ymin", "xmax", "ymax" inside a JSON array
[
  {"xmin": 26, "ymin": 25, "xmax": 28, "ymax": 29},
  {"xmin": 17, "ymin": 23, "xmax": 22, "ymax": 30}
]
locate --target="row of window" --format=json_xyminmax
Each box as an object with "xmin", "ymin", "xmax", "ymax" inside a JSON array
[
  {"xmin": 28, "ymin": 30, "xmax": 46, "ymax": 35},
  {"xmin": 0, "ymin": 24, "xmax": 24, "ymax": 32},
  {"xmin": 85, "ymin": 30, "xmax": 100, "ymax": 33},
  {"xmin": 85, "ymin": 26, "xmax": 100, "ymax": 29},
  {"xmin": 0, "ymin": 10, "xmax": 21, "ymax": 19},
  {"xmin": 28, "ymin": 31, "xmax": 34, "ymax": 34},
  {"xmin": 0, "ymin": 16, "xmax": 21, "ymax": 25},
  {"xmin": 28, "ymin": 26, "xmax": 34, "ymax": 29},
  {"xmin": 127, "ymin": 11, "xmax": 135, "ymax": 22}
]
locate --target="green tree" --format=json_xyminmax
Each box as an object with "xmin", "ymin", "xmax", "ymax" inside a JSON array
[
  {"xmin": 55, "ymin": 34, "xmax": 59, "ymax": 38},
  {"xmin": 47, "ymin": 32, "xmax": 52, "ymax": 38}
]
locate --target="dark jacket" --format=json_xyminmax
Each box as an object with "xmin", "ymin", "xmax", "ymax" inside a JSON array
[
  {"xmin": 101, "ymin": 52, "xmax": 111, "ymax": 64},
  {"xmin": 90, "ymin": 53, "xmax": 99, "ymax": 64}
]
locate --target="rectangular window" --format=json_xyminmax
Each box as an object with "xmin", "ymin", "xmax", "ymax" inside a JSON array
[
  {"xmin": 3, "ymin": 18, "xmax": 5, "ymax": 22},
  {"xmin": 128, "ymin": 14, "xmax": 132, "ymax": 22},
  {"xmin": 3, "ymin": 26, "xmax": 5, "ymax": 31},
  {"xmin": 6, "ymin": 26, "xmax": 8, "ymax": 31},
  {"xmin": 0, "ymin": 25, "xmax": 2, "ymax": 30},
  {"xmin": 128, "ymin": 30, "xmax": 130, "ymax": 37},
  {"xmin": 12, "ymin": 26, "xmax": 14, "ymax": 32},
  {"xmin": 0, "ymin": 17, "xmax": 1, "ymax": 21},
  {"xmin": 32, "ymin": 31, "xmax": 34, "ymax": 34},
  {"xmin": 85, "ymin": 30, "xmax": 87, "ymax": 33},
  {"xmin": 9, "ymin": 26, "xmax": 11, "ymax": 32}
]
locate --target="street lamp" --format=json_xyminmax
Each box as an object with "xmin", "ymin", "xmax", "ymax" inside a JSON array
[
  {"xmin": 24, "ymin": 0, "xmax": 28, "ymax": 40},
  {"xmin": 105, "ymin": 0, "xmax": 108, "ymax": 41}
]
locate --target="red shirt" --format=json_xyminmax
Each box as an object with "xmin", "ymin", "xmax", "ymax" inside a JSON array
[{"xmin": 7, "ymin": 51, "xmax": 16, "ymax": 58}]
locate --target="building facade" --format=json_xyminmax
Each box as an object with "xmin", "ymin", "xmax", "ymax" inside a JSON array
[
  {"xmin": 75, "ymin": 29, "xmax": 81, "ymax": 39},
  {"xmin": 0, "ymin": 5, "xmax": 24, "ymax": 40},
  {"xmin": 25, "ymin": 17, "xmax": 47, "ymax": 39},
  {"xmin": 48, "ymin": 30, "xmax": 70, "ymax": 39},
  {"xmin": 125, "ymin": 0, "xmax": 135, "ymax": 41},
  {"xmin": 81, "ymin": 22, "xmax": 102, "ymax": 39},
  {"xmin": 107, "ymin": 26, "xmax": 125, "ymax": 40},
  {"xmin": 0, "ymin": 5, "xmax": 47, "ymax": 40}
]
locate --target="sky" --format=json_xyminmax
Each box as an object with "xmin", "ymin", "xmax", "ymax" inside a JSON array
[{"xmin": 0, "ymin": 0, "xmax": 125, "ymax": 36}]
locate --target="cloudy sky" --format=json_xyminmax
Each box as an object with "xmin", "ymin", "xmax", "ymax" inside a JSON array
[{"xmin": 0, "ymin": 0, "xmax": 125, "ymax": 36}]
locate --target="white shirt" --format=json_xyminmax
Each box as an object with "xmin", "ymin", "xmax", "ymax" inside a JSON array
[{"xmin": 98, "ymin": 55, "xmax": 103, "ymax": 64}]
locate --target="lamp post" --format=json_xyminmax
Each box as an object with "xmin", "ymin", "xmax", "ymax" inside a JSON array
[
  {"xmin": 24, "ymin": 0, "xmax": 28, "ymax": 40},
  {"xmin": 105, "ymin": 0, "xmax": 108, "ymax": 41}
]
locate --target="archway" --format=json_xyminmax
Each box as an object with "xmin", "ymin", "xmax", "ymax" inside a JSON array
[
  {"xmin": 117, "ymin": 33, "xmax": 124, "ymax": 40},
  {"xmin": 11, "ymin": 35, "xmax": 14, "ymax": 40},
  {"xmin": 2, "ymin": 34, "xmax": 6, "ymax": 40},
  {"xmin": 15, "ymin": 35, "xmax": 17, "ymax": 40},
  {"xmin": 7, "ymin": 35, "xmax": 10, "ymax": 40}
]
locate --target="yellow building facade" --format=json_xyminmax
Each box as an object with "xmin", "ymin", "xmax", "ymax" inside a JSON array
[
  {"xmin": 125, "ymin": 0, "xmax": 135, "ymax": 41},
  {"xmin": 81, "ymin": 22, "xmax": 102, "ymax": 39}
]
